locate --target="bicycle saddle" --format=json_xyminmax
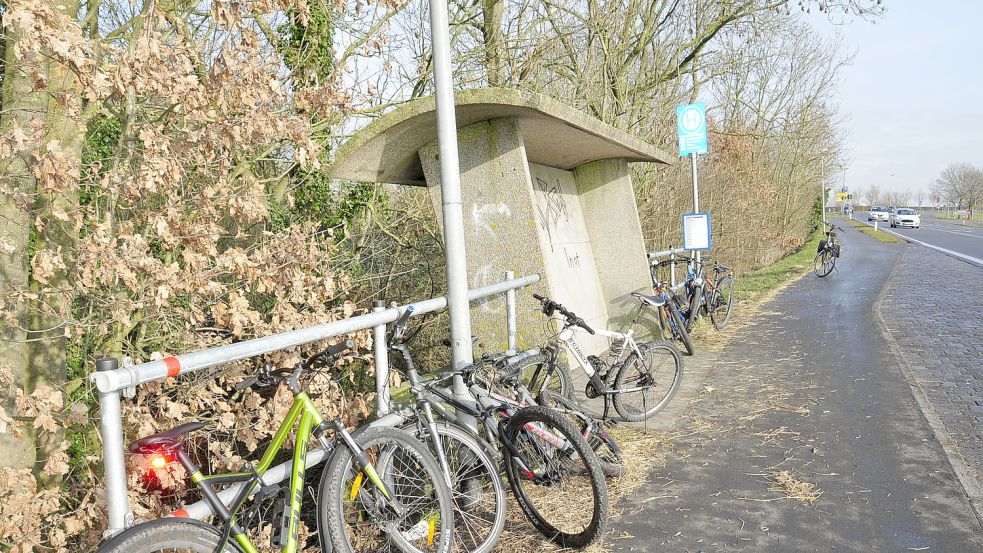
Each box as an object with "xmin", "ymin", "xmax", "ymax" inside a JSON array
[
  {"xmin": 631, "ymin": 292, "xmax": 666, "ymax": 308},
  {"xmin": 129, "ymin": 421, "xmax": 204, "ymax": 455}
]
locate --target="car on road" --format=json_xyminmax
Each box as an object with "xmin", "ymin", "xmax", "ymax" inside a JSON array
[
  {"xmin": 868, "ymin": 206, "xmax": 890, "ymax": 222},
  {"xmin": 890, "ymin": 208, "xmax": 920, "ymax": 228}
]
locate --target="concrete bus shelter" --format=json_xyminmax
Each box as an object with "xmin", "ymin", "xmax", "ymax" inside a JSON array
[{"xmin": 330, "ymin": 88, "xmax": 672, "ymax": 355}]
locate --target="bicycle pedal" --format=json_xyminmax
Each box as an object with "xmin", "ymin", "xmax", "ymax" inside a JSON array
[
  {"xmin": 603, "ymin": 419, "xmax": 619, "ymax": 428},
  {"xmin": 255, "ymin": 483, "xmax": 281, "ymax": 502},
  {"xmin": 270, "ymin": 497, "xmax": 289, "ymax": 548}
]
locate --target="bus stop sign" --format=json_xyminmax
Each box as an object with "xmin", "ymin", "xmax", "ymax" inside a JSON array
[{"xmin": 677, "ymin": 103, "xmax": 708, "ymax": 157}]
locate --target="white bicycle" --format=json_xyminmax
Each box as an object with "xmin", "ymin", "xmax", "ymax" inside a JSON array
[{"xmin": 510, "ymin": 294, "xmax": 683, "ymax": 422}]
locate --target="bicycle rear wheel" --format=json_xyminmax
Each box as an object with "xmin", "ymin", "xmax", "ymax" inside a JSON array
[
  {"xmin": 502, "ymin": 406, "xmax": 608, "ymax": 549},
  {"xmin": 612, "ymin": 340, "xmax": 682, "ymax": 421},
  {"xmin": 404, "ymin": 421, "xmax": 506, "ymax": 553},
  {"xmin": 318, "ymin": 426, "xmax": 454, "ymax": 553},
  {"xmin": 95, "ymin": 518, "xmax": 240, "ymax": 553},
  {"xmin": 709, "ymin": 275, "xmax": 735, "ymax": 330}
]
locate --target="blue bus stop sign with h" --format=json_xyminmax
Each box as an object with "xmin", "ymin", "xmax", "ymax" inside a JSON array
[{"xmin": 677, "ymin": 103, "xmax": 708, "ymax": 157}]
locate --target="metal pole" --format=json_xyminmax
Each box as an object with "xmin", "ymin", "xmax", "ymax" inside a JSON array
[
  {"xmin": 505, "ymin": 271, "xmax": 517, "ymax": 354},
  {"xmin": 429, "ymin": 0, "xmax": 474, "ymax": 411},
  {"xmin": 372, "ymin": 301, "xmax": 390, "ymax": 418},
  {"xmin": 669, "ymin": 248, "xmax": 677, "ymax": 288},
  {"xmin": 691, "ymin": 153, "xmax": 701, "ymax": 267},
  {"xmin": 821, "ymin": 161, "xmax": 827, "ymax": 226},
  {"xmin": 96, "ymin": 357, "xmax": 131, "ymax": 536}
]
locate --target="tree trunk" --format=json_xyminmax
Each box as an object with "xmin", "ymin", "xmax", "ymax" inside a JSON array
[
  {"xmin": 0, "ymin": 0, "xmax": 43, "ymax": 471},
  {"xmin": 482, "ymin": 0, "xmax": 504, "ymax": 86},
  {"xmin": 0, "ymin": 0, "xmax": 82, "ymax": 481}
]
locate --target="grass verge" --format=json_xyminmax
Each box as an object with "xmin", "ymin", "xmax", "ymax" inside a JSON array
[
  {"xmin": 734, "ymin": 230, "xmax": 823, "ymax": 307},
  {"xmin": 845, "ymin": 218, "xmax": 904, "ymax": 244}
]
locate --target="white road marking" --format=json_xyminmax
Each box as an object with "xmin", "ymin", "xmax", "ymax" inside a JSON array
[{"xmin": 859, "ymin": 221, "xmax": 983, "ymax": 266}]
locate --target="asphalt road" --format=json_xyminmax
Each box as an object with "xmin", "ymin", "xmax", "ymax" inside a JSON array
[
  {"xmin": 611, "ymin": 223, "xmax": 983, "ymax": 551},
  {"xmin": 860, "ymin": 211, "xmax": 983, "ymax": 262}
]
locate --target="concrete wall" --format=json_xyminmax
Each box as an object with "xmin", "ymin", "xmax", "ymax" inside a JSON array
[
  {"xmin": 419, "ymin": 118, "xmax": 551, "ymax": 355},
  {"xmin": 574, "ymin": 159, "xmax": 656, "ymax": 336},
  {"xmin": 527, "ymin": 163, "xmax": 611, "ymax": 355},
  {"xmin": 419, "ymin": 117, "xmax": 656, "ymax": 357}
]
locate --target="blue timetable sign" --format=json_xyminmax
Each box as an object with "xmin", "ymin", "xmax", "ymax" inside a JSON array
[{"xmin": 677, "ymin": 103, "xmax": 708, "ymax": 157}]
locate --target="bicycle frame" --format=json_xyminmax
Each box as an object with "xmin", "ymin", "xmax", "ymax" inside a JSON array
[
  {"xmin": 175, "ymin": 391, "xmax": 392, "ymax": 553},
  {"xmin": 556, "ymin": 324, "xmax": 644, "ymax": 392}
]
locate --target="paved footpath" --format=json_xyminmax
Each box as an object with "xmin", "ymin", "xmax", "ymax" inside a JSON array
[{"xmin": 612, "ymin": 224, "xmax": 983, "ymax": 552}]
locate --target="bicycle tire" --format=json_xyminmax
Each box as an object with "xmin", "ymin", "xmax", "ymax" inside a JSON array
[
  {"xmin": 611, "ymin": 341, "xmax": 682, "ymax": 422},
  {"xmin": 402, "ymin": 421, "xmax": 507, "ymax": 553},
  {"xmin": 509, "ymin": 353, "xmax": 574, "ymax": 400},
  {"xmin": 318, "ymin": 426, "xmax": 454, "ymax": 553},
  {"xmin": 666, "ymin": 304, "xmax": 695, "ymax": 356},
  {"xmin": 709, "ymin": 275, "xmax": 735, "ymax": 330},
  {"xmin": 502, "ymin": 405, "xmax": 609, "ymax": 549},
  {"xmin": 95, "ymin": 518, "xmax": 241, "ymax": 553},
  {"xmin": 814, "ymin": 249, "xmax": 833, "ymax": 277},
  {"xmin": 538, "ymin": 390, "xmax": 625, "ymax": 477}
]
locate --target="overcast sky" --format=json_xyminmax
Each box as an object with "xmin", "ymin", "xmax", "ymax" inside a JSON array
[{"xmin": 808, "ymin": 2, "xmax": 983, "ymax": 195}]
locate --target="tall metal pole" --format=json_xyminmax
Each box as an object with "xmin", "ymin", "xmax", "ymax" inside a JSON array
[
  {"xmin": 821, "ymin": 161, "xmax": 827, "ymax": 226},
  {"xmin": 691, "ymin": 153, "xmax": 700, "ymax": 267},
  {"xmin": 428, "ymin": 0, "xmax": 474, "ymax": 399}
]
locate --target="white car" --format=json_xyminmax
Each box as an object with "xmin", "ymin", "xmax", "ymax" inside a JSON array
[
  {"xmin": 868, "ymin": 206, "xmax": 890, "ymax": 222},
  {"xmin": 890, "ymin": 208, "xmax": 920, "ymax": 228}
]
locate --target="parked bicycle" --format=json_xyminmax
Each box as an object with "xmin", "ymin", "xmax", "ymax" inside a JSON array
[
  {"xmin": 385, "ymin": 312, "xmax": 609, "ymax": 549},
  {"xmin": 509, "ymin": 294, "xmax": 683, "ymax": 422},
  {"xmin": 652, "ymin": 255, "xmax": 736, "ymax": 332},
  {"xmin": 815, "ymin": 222, "xmax": 843, "ymax": 277},
  {"xmin": 477, "ymin": 356, "xmax": 627, "ymax": 478},
  {"xmin": 644, "ymin": 278, "xmax": 695, "ymax": 356},
  {"xmin": 98, "ymin": 341, "xmax": 455, "ymax": 553}
]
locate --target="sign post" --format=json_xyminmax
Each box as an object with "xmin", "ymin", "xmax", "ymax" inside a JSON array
[{"xmin": 677, "ymin": 103, "xmax": 709, "ymax": 266}]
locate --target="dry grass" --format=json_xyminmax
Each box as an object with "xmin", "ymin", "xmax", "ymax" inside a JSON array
[
  {"xmin": 491, "ymin": 427, "xmax": 671, "ymax": 553},
  {"xmin": 765, "ymin": 470, "xmax": 823, "ymax": 503}
]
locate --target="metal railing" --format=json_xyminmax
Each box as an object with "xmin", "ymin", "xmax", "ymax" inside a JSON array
[
  {"xmin": 647, "ymin": 246, "xmax": 690, "ymax": 291},
  {"xmin": 91, "ymin": 271, "xmax": 539, "ymax": 535}
]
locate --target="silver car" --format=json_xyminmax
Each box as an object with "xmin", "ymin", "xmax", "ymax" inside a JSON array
[{"xmin": 868, "ymin": 206, "xmax": 890, "ymax": 222}]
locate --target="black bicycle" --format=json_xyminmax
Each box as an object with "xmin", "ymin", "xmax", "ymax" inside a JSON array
[
  {"xmin": 815, "ymin": 222, "xmax": 843, "ymax": 277},
  {"xmin": 386, "ymin": 312, "xmax": 609, "ymax": 549}
]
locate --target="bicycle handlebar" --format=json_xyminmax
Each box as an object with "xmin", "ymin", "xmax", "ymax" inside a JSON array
[
  {"xmin": 235, "ymin": 339, "xmax": 355, "ymax": 391},
  {"xmin": 532, "ymin": 294, "xmax": 595, "ymax": 334}
]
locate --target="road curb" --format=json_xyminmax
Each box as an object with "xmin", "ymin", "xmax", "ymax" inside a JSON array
[{"xmin": 873, "ymin": 246, "xmax": 983, "ymax": 528}]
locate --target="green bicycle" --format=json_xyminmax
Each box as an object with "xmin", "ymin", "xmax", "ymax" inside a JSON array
[{"xmin": 97, "ymin": 341, "xmax": 454, "ymax": 553}]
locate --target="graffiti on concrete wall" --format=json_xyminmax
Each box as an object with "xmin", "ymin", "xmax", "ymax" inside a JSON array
[{"xmin": 535, "ymin": 176, "xmax": 571, "ymax": 252}]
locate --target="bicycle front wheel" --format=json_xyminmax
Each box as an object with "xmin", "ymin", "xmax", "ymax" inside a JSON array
[
  {"xmin": 318, "ymin": 426, "xmax": 454, "ymax": 553},
  {"xmin": 709, "ymin": 275, "xmax": 735, "ymax": 330},
  {"xmin": 404, "ymin": 421, "xmax": 506, "ymax": 553},
  {"xmin": 502, "ymin": 405, "xmax": 609, "ymax": 549},
  {"xmin": 96, "ymin": 518, "xmax": 240, "ymax": 553},
  {"xmin": 814, "ymin": 249, "xmax": 834, "ymax": 277},
  {"xmin": 509, "ymin": 353, "xmax": 574, "ymax": 399},
  {"xmin": 538, "ymin": 390, "xmax": 625, "ymax": 477},
  {"xmin": 612, "ymin": 340, "xmax": 683, "ymax": 421},
  {"xmin": 666, "ymin": 304, "xmax": 695, "ymax": 356}
]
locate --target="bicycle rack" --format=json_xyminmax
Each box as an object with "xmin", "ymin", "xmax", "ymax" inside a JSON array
[{"xmin": 91, "ymin": 271, "xmax": 539, "ymax": 536}]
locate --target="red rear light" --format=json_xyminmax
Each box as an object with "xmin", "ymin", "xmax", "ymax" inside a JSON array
[{"xmin": 149, "ymin": 454, "xmax": 168, "ymax": 470}]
